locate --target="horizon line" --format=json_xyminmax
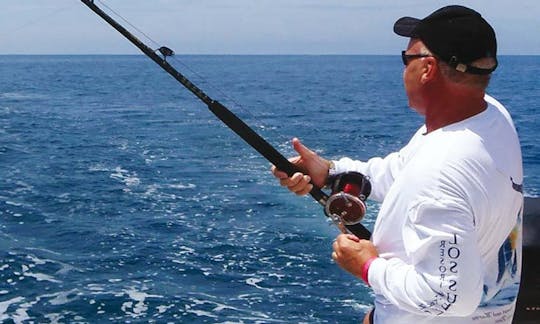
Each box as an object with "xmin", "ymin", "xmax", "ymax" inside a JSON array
[{"xmin": 1, "ymin": 53, "xmax": 538, "ymax": 56}]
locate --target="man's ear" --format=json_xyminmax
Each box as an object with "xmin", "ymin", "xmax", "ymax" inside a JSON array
[{"xmin": 421, "ymin": 57, "xmax": 438, "ymax": 84}]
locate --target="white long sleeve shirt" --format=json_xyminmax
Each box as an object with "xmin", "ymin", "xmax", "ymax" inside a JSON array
[{"xmin": 332, "ymin": 95, "xmax": 523, "ymax": 323}]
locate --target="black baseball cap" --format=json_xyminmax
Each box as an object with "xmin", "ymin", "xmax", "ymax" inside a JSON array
[{"xmin": 394, "ymin": 5, "xmax": 497, "ymax": 75}]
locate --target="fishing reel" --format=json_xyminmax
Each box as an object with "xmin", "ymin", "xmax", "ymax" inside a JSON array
[{"xmin": 324, "ymin": 172, "xmax": 371, "ymax": 227}]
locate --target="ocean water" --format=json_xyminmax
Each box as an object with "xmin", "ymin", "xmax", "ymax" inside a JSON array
[{"xmin": 0, "ymin": 55, "xmax": 538, "ymax": 323}]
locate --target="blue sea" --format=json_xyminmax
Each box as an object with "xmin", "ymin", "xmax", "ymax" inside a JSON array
[{"xmin": 1, "ymin": 55, "xmax": 539, "ymax": 323}]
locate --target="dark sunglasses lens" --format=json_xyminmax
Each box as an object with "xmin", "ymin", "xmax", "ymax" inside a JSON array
[{"xmin": 401, "ymin": 51, "xmax": 408, "ymax": 65}]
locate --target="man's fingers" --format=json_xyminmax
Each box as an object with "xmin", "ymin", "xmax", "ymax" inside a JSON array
[
  {"xmin": 334, "ymin": 234, "xmax": 350, "ymax": 247},
  {"xmin": 278, "ymin": 172, "xmax": 299, "ymax": 186},
  {"xmin": 296, "ymin": 183, "xmax": 313, "ymax": 196},
  {"xmin": 271, "ymin": 165, "xmax": 288, "ymax": 180},
  {"xmin": 332, "ymin": 240, "xmax": 340, "ymax": 262},
  {"xmin": 276, "ymin": 172, "xmax": 312, "ymax": 195},
  {"xmin": 289, "ymin": 174, "xmax": 310, "ymax": 191},
  {"xmin": 271, "ymin": 153, "xmax": 313, "ymax": 195},
  {"xmin": 346, "ymin": 234, "xmax": 360, "ymax": 243},
  {"xmin": 271, "ymin": 155, "xmax": 301, "ymax": 179}
]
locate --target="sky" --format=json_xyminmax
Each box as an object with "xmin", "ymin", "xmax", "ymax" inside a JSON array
[{"xmin": 0, "ymin": 0, "xmax": 539, "ymax": 55}]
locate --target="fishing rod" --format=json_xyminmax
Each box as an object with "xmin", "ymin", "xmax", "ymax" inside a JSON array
[{"xmin": 80, "ymin": 0, "xmax": 371, "ymax": 240}]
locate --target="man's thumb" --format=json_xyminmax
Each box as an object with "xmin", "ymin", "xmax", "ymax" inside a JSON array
[{"xmin": 292, "ymin": 138, "xmax": 313, "ymax": 158}]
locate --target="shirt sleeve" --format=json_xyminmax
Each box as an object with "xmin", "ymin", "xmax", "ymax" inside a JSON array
[
  {"xmin": 368, "ymin": 196, "xmax": 484, "ymax": 317},
  {"xmin": 330, "ymin": 126, "xmax": 426, "ymax": 202}
]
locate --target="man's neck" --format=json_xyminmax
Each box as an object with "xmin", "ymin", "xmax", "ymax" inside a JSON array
[{"xmin": 424, "ymin": 88, "xmax": 487, "ymax": 133}]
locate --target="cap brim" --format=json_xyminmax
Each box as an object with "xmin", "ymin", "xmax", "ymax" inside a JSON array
[{"xmin": 394, "ymin": 17, "xmax": 421, "ymax": 37}]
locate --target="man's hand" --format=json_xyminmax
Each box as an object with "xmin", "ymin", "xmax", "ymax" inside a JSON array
[
  {"xmin": 271, "ymin": 138, "xmax": 330, "ymax": 195},
  {"xmin": 332, "ymin": 234, "xmax": 379, "ymax": 279}
]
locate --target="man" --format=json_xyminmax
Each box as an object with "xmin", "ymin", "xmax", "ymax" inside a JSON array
[{"xmin": 272, "ymin": 5, "xmax": 523, "ymax": 323}]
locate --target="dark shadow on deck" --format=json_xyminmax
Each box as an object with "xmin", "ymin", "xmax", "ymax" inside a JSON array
[{"xmin": 514, "ymin": 197, "xmax": 540, "ymax": 323}]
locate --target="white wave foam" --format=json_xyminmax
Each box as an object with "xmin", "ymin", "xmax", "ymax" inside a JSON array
[
  {"xmin": 245, "ymin": 277, "xmax": 273, "ymax": 292},
  {"xmin": 156, "ymin": 304, "xmax": 175, "ymax": 314},
  {"xmin": 175, "ymin": 246, "xmax": 195, "ymax": 256},
  {"xmin": 169, "ymin": 183, "xmax": 196, "ymax": 190},
  {"xmin": 47, "ymin": 289, "xmax": 80, "ymax": 306},
  {"xmin": 7, "ymin": 297, "xmax": 32, "ymax": 324},
  {"xmin": 23, "ymin": 271, "xmax": 61, "ymax": 283},
  {"xmin": 121, "ymin": 288, "xmax": 162, "ymax": 318},
  {"xmin": 110, "ymin": 166, "xmax": 141, "ymax": 187},
  {"xmin": 0, "ymin": 92, "xmax": 48, "ymax": 100},
  {"xmin": 90, "ymin": 165, "xmax": 142, "ymax": 188},
  {"xmin": 184, "ymin": 308, "xmax": 218, "ymax": 319},
  {"xmin": 0, "ymin": 297, "xmax": 25, "ymax": 322},
  {"xmin": 88, "ymin": 164, "xmax": 110, "ymax": 172},
  {"xmin": 5, "ymin": 200, "xmax": 22, "ymax": 207},
  {"xmin": 185, "ymin": 295, "xmax": 281, "ymax": 322}
]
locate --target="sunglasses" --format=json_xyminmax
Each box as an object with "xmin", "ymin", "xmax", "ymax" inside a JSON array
[{"xmin": 401, "ymin": 50, "xmax": 434, "ymax": 66}]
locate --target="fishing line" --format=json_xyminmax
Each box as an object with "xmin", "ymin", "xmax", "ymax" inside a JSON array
[
  {"xmin": 95, "ymin": 0, "xmax": 262, "ymax": 129},
  {"xmin": 95, "ymin": 0, "xmax": 327, "ymax": 157},
  {"xmin": 80, "ymin": 0, "xmax": 372, "ymax": 239},
  {"xmin": 95, "ymin": 0, "xmax": 160, "ymax": 49}
]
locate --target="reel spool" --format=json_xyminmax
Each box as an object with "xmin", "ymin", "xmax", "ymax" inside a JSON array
[{"xmin": 325, "ymin": 172, "xmax": 371, "ymax": 226}]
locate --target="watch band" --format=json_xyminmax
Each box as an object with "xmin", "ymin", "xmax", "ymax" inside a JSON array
[{"xmin": 328, "ymin": 160, "xmax": 338, "ymax": 176}]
